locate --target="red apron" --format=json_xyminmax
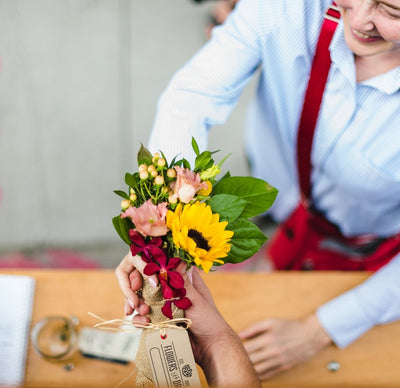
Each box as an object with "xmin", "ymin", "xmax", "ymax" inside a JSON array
[
  {"xmin": 267, "ymin": 4, "xmax": 400, "ymax": 271},
  {"xmin": 267, "ymin": 202, "xmax": 400, "ymax": 271}
]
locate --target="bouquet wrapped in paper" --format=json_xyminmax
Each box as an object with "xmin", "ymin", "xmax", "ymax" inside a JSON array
[{"xmin": 112, "ymin": 138, "xmax": 277, "ymax": 386}]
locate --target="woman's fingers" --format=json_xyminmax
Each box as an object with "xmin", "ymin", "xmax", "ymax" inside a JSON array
[{"xmin": 239, "ymin": 319, "xmax": 275, "ymax": 340}]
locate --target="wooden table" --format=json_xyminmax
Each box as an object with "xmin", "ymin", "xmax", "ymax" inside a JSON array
[{"xmin": 1, "ymin": 269, "xmax": 399, "ymax": 387}]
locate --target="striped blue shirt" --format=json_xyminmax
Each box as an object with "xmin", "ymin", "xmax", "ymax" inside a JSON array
[{"xmin": 148, "ymin": 0, "xmax": 400, "ymax": 348}]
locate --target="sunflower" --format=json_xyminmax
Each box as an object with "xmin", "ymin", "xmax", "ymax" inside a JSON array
[{"xmin": 166, "ymin": 202, "xmax": 234, "ymax": 273}]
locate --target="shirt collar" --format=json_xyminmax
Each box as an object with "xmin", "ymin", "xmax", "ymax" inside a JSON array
[
  {"xmin": 329, "ymin": 22, "xmax": 400, "ymax": 95},
  {"xmin": 362, "ymin": 67, "xmax": 400, "ymax": 95}
]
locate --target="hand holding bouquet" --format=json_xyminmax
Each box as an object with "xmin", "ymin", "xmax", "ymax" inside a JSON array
[{"xmin": 113, "ymin": 138, "xmax": 277, "ymax": 386}]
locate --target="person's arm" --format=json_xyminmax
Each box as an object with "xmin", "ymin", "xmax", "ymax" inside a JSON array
[
  {"xmin": 316, "ymin": 255, "xmax": 400, "ymax": 348},
  {"xmin": 183, "ymin": 266, "xmax": 261, "ymax": 388},
  {"xmin": 148, "ymin": 0, "xmax": 262, "ymax": 162},
  {"xmin": 115, "ymin": 253, "xmax": 261, "ymax": 388},
  {"xmin": 239, "ymin": 256, "xmax": 400, "ymax": 380},
  {"xmin": 239, "ymin": 314, "xmax": 331, "ymax": 380}
]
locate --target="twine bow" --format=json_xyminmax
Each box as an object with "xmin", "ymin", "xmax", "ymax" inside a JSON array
[{"xmin": 88, "ymin": 312, "xmax": 191, "ymax": 337}]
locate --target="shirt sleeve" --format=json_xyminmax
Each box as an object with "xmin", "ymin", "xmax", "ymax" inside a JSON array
[
  {"xmin": 148, "ymin": 0, "xmax": 262, "ymax": 163},
  {"xmin": 316, "ymin": 254, "xmax": 400, "ymax": 348}
]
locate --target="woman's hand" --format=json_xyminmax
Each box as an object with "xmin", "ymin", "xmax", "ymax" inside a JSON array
[{"xmin": 239, "ymin": 315, "xmax": 332, "ymax": 380}]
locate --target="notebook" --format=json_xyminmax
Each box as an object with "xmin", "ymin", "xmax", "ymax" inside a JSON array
[{"xmin": 0, "ymin": 275, "xmax": 35, "ymax": 386}]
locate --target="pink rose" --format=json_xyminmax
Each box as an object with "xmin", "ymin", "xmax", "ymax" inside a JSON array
[
  {"xmin": 122, "ymin": 199, "xmax": 168, "ymax": 237},
  {"xmin": 170, "ymin": 166, "xmax": 208, "ymax": 203}
]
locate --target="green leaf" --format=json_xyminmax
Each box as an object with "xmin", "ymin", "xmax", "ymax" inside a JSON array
[
  {"xmin": 217, "ymin": 153, "xmax": 231, "ymax": 169},
  {"xmin": 212, "ymin": 176, "xmax": 278, "ymax": 218},
  {"xmin": 112, "ymin": 216, "xmax": 132, "ymax": 246},
  {"xmin": 207, "ymin": 194, "xmax": 247, "ymax": 223},
  {"xmin": 125, "ymin": 172, "xmax": 139, "ymax": 189},
  {"xmin": 191, "ymin": 137, "xmax": 200, "ymax": 156},
  {"xmin": 174, "ymin": 158, "xmax": 191, "ymax": 169},
  {"xmin": 169, "ymin": 155, "xmax": 178, "ymax": 168},
  {"xmin": 113, "ymin": 190, "xmax": 129, "ymax": 200},
  {"xmin": 212, "ymin": 171, "xmax": 231, "ymax": 191},
  {"xmin": 160, "ymin": 151, "xmax": 170, "ymax": 166},
  {"xmin": 195, "ymin": 151, "xmax": 213, "ymax": 172},
  {"xmin": 137, "ymin": 143, "xmax": 152, "ymax": 165},
  {"xmin": 223, "ymin": 219, "xmax": 267, "ymax": 264}
]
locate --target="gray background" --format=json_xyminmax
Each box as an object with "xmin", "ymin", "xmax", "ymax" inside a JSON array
[{"xmin": 0, "ymin": 0, "xmax": 256, "ymax": 266}]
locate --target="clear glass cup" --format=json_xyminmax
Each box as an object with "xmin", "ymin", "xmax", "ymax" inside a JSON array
[{"xmin": 31, "ymin": 316, "xmax": 79, "ymax": 363}]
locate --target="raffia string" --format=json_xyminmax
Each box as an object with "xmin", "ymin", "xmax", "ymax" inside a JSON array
[{"xmin": 88, "ymin": 312, "xmax": 191, "ymax": 337}]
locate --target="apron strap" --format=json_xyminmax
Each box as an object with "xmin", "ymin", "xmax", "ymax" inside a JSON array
[{"xmin": 296, "ymin": 2, "xmax": 341, "ymax": 203}]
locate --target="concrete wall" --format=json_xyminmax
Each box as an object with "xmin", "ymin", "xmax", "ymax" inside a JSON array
[{"xmin": 0, "ymin": 0, "xmax": 253, "ymax": 251}]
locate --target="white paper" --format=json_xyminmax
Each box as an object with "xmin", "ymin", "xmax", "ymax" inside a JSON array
[{"xmin": 0, "ymin": 275, "xmax": 35, "ymax": 386}]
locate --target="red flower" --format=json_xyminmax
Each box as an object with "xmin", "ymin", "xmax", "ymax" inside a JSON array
[
  {"xmin": 128, "ymin": 230, "xmax": 164, "ymax": 263},
  {"xmin": 143, "ymin": 251, "xmax": 184, "ymax": 299},
  {"xmin": 132, "ymin": 230, "xmax": 192, "ymax": 319},
  {"xmin": 161, "ymin": 288, "xmax": 192, "ymax": 319}
]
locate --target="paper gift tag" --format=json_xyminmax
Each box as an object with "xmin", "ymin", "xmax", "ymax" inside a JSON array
[{"xmin": 145, "ymin": 328, "xmax": 201, "ymax": 387}]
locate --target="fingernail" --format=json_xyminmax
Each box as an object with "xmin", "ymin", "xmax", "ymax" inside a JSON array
[
  {"xmin": 124, "ymin": 304, "xmax": 130, "ymax": 316},
  {"xmin": 187, "ymin": 268, "xmax": 193, "ymax": 283},
  {"xmin": 149, "ymin": 277, "xmax": 157, "ymax": 288},
  {"xmin": 128, "ymin": 299, "xmax": 135, "ymax": 309}
]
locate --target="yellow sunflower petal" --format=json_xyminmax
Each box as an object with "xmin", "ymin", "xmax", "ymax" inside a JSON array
[{"xmin": 166, "ymin": 201, "xmax": 233, "ymax": 271}]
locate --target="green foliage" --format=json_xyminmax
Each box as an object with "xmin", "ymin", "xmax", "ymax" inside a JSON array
[
  {"xmin": 113, "ymin": 190, "xmax": 129, "ymax": 200},
  {"xmin": 194, "ymin": 151, "xmax": 214, "ymax": 172},
  {"xmin": 137, "ymin": 143, "xmax": 152, "ymax": 165},
  {"xmin": 207, "ymin": 194, "xmax": 247, "ymax": 223},
  {"xmin": 212, "ymin": 176, "xmax": 278, "ymax": 218},
  {"xmin": 125, "ymin": 173, "xmax": 138, "ymax": 189},
  {"xmin": 222, "ymin": 219, "xmax": 267, "ymax": 264},
  {"xmin": 191, "ymin": 137, "xmax": 200, "ymax": 156},
  {"xmin": 112, "ymin": 216, "xmax": 131, "ymax": 246}
]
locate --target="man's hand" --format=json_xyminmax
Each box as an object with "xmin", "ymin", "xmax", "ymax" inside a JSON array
[
  {"xmin": 239, "ymin": 315, "xmax": 332, "ymax": 380},
  {"xmin": 115, "ymin": 252, "xmax": 158, "ymax": 317},
  {"xmin": 115, "ymin": 254, "xmax": 261, "ymax": 387},
  {"xmin": 182, "ymin": 267, "xmax": 261, "ymax": 388}
]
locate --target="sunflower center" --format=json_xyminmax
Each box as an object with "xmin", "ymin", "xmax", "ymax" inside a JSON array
[{"xmin": 188, "ymin": 229, "xmax": 211, "ymax": 251}]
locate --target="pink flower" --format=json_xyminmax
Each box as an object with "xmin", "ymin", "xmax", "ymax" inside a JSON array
[
  {"xmin": 122, "ymin": 199, "xmax": 168, "ymax": 237},
  {"xmin": 170, "ymin": 166, "xmax": 208, "ymax": 203}
]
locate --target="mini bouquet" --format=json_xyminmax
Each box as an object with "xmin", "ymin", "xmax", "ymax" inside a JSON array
[{"xmin": 113, "ymin": 138, "xmax": 277, "ymax": 386}]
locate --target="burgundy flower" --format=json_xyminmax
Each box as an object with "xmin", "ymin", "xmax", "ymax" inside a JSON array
[
  {"xmin": 134, "ymin": 232, "xmax": 192, "ymax": 319},
  {"xmin": 161, "ymin": 287, "xmax": 192, "ymax": 319},
  {"xmin": 128, "ymin": 230, "xmax": 164, "ymax": 263},
  {"xmin": 143, "ymin": 251, "xmax": 184, "ymax": 299}
]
